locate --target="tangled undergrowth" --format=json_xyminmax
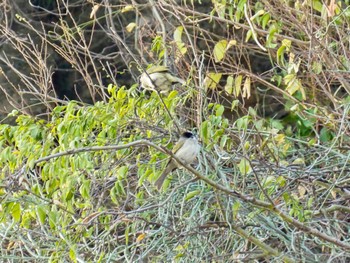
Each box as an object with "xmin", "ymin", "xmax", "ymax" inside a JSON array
[
  {"xmin": 1, "ymin": 87, "xmax": 350, "ymax": 262},
  {"xmin": 1, "ymin": 0, "xmax": 350, "ymax": 262}
]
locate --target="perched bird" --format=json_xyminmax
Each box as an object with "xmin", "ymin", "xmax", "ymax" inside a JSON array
[
  {"xmin": 155, "ymin": 131, "xmax": 200, "ymax": 190},
  {"xmin": 139, "ymin": 65, "xmax": 185, "ymax": 93}
]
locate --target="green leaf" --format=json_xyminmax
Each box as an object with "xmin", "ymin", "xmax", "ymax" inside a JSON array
[
  {"xmin": 110, "ymin": 186, "xmax": 118, "ymax": 205},
  {"xmin": 276, "ymin": 176, "xmax": 286, "ymax": 187},
  {"xmin": 261, "ymin": 13, "xmax": 270, "ymax": 29},
  {"xmin": 238, "ymin": 158, "xmax": 251, "ymax": 175},
  {"xmin": 79, "ymin": 180, "xmax": 91, "ymax": 200},
  {"xmin": 138, "ymin": 168, "xmax": 153, "ymax": 186},
  {"xmin": 48, "ymin": 210, "xmax": 58, "ymax": 230},
  {"xmin": 37, "ymin": 205, "xmax": 47, "ymax": 225},
  {"xmin": 200, "ymin": 120, "xmax": 211, "ymax": 145},
  {"xmin": 216, "ymin": 105, "xmax": 225, "ymax": 117},
  {"xmin": 236, "ymin": 116, "xmax": 249, "ymax": 130},
  {"xmin": 320, "ymin": 127, "xmax": 333, "ymax": 142},
  {"xmin": 248, "ymin": 107, "xmax": 256, "ymax": 117},
  {"xmin": 271, "ymin": 120, "xmax": 284, "ymax": 130},
  {"xmin": 284, "ymin": 74, "xmax": 305, "ymax": 100},
  {"xmin": 117, "ymin": 166, "xmax": 128, "ymax": 180},
  {"xmin": 245, "ymin": 29, "xmax": 253, "ymax": 42},
  {"xmin": 125, "ymin": 225, "xmax": 130, "ymax": 245},
  {"xmin": 117, "ymin": 86, "xmax": 127, "ymax": 99},
  {"xmin": 203, "ymin": 73, "xmax": 222, "ymax": 90},
  {"xmin": 282, "ymin": 39, "xmax": 291, "ymax": 49},
  {"xmin": 185, "ymin": 190, "xmax": 201, "ymax": 201},
  {"xmin": 312, "ymin": 0, "xmax": 323, "ymax": 12},
  {"xmin": 276, "ymin": 45, "xmax": 286, "ymax": 65},
  {"xmin": 225, "ymin": 75, "xmax": 234, "ymax": 94},
  {"xmin": 174, "ymin": 26, "xmax": 187, "ymax": 55},
  {"xmin": 220, "ymin": 134, "xmax": 228, "ymax": 148},
  {"xmin": 266, "ymin": 24, "xmax": 278, "ymax": 48},
  {"xmin": 263, "ymin": 175, "xmax": 276, "ymax": 187},
  {"xmin": 214, "ymin": 40, "xmax": 227, "ymax": 62},
  {"xmin": 126, "ymin": 22, "xmax": 136, "ymax": 33},
  {"xmin": 10, "ymin": 202, "xmax": 21, "ymax": 222},
  {"xmin": 69, "ymin": 244, "xmax": 77, "ymax": 263}
]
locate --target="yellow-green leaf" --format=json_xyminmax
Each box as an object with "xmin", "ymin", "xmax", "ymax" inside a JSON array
[
  {"xmin": 204, "ymin": 73, "xmax": 222, "ymax": 90},
  {"xmin": 185, "ymin": 190, "xmax": 201, "ymax": 201},
  {"xmin": 263, "ymin": 175, "xmax": 276, "ymax": 186},
  {"xmin": 234, "ymin": 75, "xmax": 243, "ymax": 97},
  {"xmin": 261, "ymin": 13, "xmax": 270, "ymax": 29},
  {"xmin": 225, "ymin": 75, "xmax": 234, "ymax": 94},
  {"xmin": 238, "ymin": 158, "xmax": 251, "ymax": 175},
  {"xmin": 311, "ymin": 0, "xmax": 323, "ymax": 12},
  {"xmin": 274, "ymin": 134, "xmax": 285, "ymax": 144},
  {"xmin": 117, "ymin": 165, "xmax": 128, "ymax": 180},
  {"xmin": 69, "ymin": 245, "xmax": 77, "ymax": 263},
  {"xmin": 216, "ymin": 105, "xmax": 225, "ymax": 117},
  {"xmin": 276, "ymin": 45, "xmax": 286, "ymax": 65},
  {"xmin": 284, "ymin": 74, "xmax": 305, "ymax": 99},
  {"xmin": 200, "ymin": 120, "xmax": 211, "ymax": 145},
  {"xmin": 126, "ymin": 22, "xmax": 136, "ymax": 32},
  {"xmin": 220, "ymin": 135, "xmax": 228, "ymax": 148},
  {"xmin": 79, "ymin": 180, "xmax": 91, "ymax": 199},
  {"xmin": 245, "ymin": 29, "xmax": 253, "ymax": 42},
  {"xmin": 121, "ymin": 4, "xmax": 134, "ymax": 13},
  {"xmin": 37, "ymin": 206, "xmax": 47, "ymax": 225},
  {"xmin": 174, "ymin": 26, "xmax": 187, "ymax": 55},
  {"xmin": 214, "ymin": 40, "xmax": 227, "ymax": 62},
  {"xmin": 227, "ymin": 40, "xmax": 237, "ymax": 50},
  {"xmin": 10, "ymin": 203, "xmax": 21, "ymax": 222}
]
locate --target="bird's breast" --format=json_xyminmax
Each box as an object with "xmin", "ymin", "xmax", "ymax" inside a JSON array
[{"xmin": 174, "ymin": 139, "xmax": 200, "ymax": 164}]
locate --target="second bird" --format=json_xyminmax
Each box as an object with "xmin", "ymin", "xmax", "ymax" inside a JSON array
[
  {"xmin": 139, "ymin": 65, "xmax": 185, "ymax": 93},
  {"xmin": 155, "ymin": 131, "xmax": 200, "ymax": 190}
]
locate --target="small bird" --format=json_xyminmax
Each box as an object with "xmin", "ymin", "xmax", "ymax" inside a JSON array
[
  {"xmin": 155, "ymin": 131, "xmax": 200, "ymax": 190},
  {"xmin": 139, "ymin": 65, "xmax": 185, "ymax": 93}
]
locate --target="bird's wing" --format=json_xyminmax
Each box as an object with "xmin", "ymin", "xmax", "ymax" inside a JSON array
[
  {"xmin": 171, "ymin": 138, "xmax": 185, "ymax": 154},
  {"xmin": 146, "ymin": 65, "xmax": 169, "ymax": 74}
]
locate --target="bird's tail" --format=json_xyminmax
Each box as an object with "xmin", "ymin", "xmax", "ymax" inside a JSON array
[
  {"xmin": 155, "ymin": 162, "xmax": 177, "ymax": 190},
  {"xmin": 154, "ymin": 170, "xmax": 168, "ymax": 190}
]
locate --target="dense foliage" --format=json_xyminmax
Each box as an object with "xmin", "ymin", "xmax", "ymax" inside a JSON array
[{"xmin": 1, "ymin": 0, "xmax": 350, "ymax": 262}]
